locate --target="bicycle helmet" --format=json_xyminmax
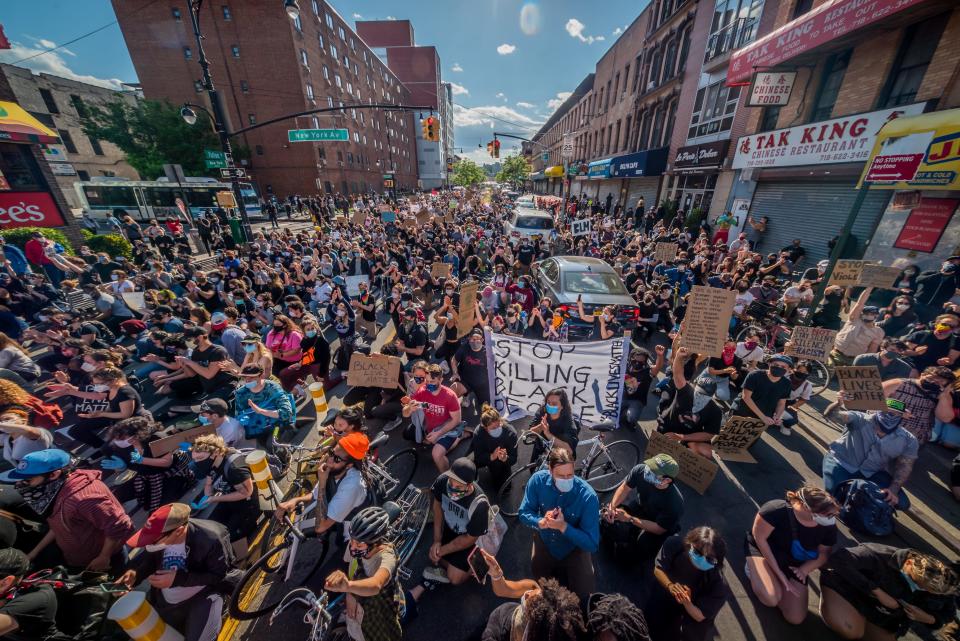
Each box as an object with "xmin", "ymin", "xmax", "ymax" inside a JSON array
[{"xmin": 349, "ymin": 506, "xmax": 391, "ymax": 544}]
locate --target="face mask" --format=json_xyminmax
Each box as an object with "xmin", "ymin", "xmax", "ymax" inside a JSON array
[
  {"xmin": 769, "ymin": 366, "xmax": 787, "ymax": 378},
  {"xmin": 518, "ymin": 281, "xmax": 527, "ymax": 288},
  {"xmin": 895, "ymin": 304, "xmax": 911, "ymax": 311},
  {"xmin": 112, "ymin": 438, "xmax": 132, "ymax": 448},
  {"xmin": 17, "ymin": 475, "xmax": 68, "ymax": 516},
  {"xmin": 445, "ymin": 289, "xmax": 454, "ymax": 296},
  {"xmin": 189, "ymin": 458, "xmax": 214, "ymax": 478},
  {"xmin": 469, "ymin": 341, "xmax": 483, "ymax": 351},
  {"xmin": 244, "ymin": 344, "xmax": 256, "ymax": 353},
  {"xmin": 920, "ymin": 380, "xmax": 942, "ymax": 395},
  {"xmin": 544, "ymin": 404, "xmax": 560, "ymax": 416},
  {"xmin": 305, "ymin": 330, "xmax": 317, "ymax": 338},
  {"xmin": 861, "ymin": 314, "xmax": 877, "ymax": 323},
  {"xmin": 901, "ymin": 570, "xmax": 920, "ymax": 592},
  {"xmin": 144, "ymin": 543, "xmax": 167, "ymax": 552},
  {"xmin": 110, "ymin": 274, "xmax": 119, "ymax": 281},
  {"xmin": 81, "ymin": 362, "xmax": 97, "ymax": 373},
  {"xmin": 350, "ymin": 547, "xmax": 367, "ymax": 560},
  {"xmin": 197, "ymin": 415, "xmax": 211, "ymax": 425},
  {"xmin": 209, "ymin": 277, "xmax": 219, "ymax": 283},
  {"xmin": 488, "ymin": 426, "xmax": 503, "ymax": 438},
  {"xmin": 448, "ymin": 484, "xmax": 470, "ymax": 501},
  {"xmin": 554, "ymin": 477, "xmax": 574, "ymax": 493},
  {"xmin": 882, "ymin": 350, "xmax": 899, "ymax": 360},
  {"xmin": 244, "ymin": 381, "xmax": 259, "ymax": 391},
  {"xmin": 336, "ymin": 309, "xmax": 346, "ymax": 317},
  {"xmin": 392, "ymin": 293, "xmax": 400, "ymax": 300},
  {"xmin": 91, "ymin": 384, "xmax": 109, "ymax": 392},
  {"xmin": 688, "ymin": 548, "xmax": 716, "ymax": 571},
  {"xmin": 812, "ymin": 514, "xmax": 836, "ymax": 527},
  {"xmin": 425, "ymin": 383, "xmax": 439, "ymax": 393}
]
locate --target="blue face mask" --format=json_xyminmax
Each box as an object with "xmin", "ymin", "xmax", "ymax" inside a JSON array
[
  {"xmin": 425, "ymin": 383, "xmax": 439, "ymax": 393},
  {"xmin": 554, "ymin": 477, "xmax": 574, "ymax": 493},
  {"xmin": 688, "ymin": 547, "xmax": 716, "ymax": 571},
  {"xmin": 244, "ymin": 381, "xmax": 258, "ymax": 391},
  {"xmin": 545, "ymin": 404, "xmax": 560, "ymax": 416},
  {"xmin": 305, "ymin": 330, "xmax": 317, "ymax": 338},
  {"xmin": 244, "ymin": 344, "xmax": 256, "ymax": 353},
  {"xmin": 901, "ymin": 570, "xmax": 919, "ymax": 592},
  {"xmin": 197, "ymin": 415, "xmax": 210, "ymax": 425}
]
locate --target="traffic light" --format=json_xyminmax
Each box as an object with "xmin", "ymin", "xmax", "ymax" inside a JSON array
[
  {"xmin": 493, "ymin": 139, "xmax": 501, "ymax": 158},
  {"xmin": 487, "ymin": 141, "xmax": 494, "ymax": 157},
  {"xmin": 423, "ymin": 116, "xmax": 439, "ymax": 142},
  {"xmin": 421, "ymin": 118, "xmax": 429, "ymax": 139}
]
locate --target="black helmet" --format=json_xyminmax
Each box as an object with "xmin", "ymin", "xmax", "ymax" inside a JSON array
[{"xmin": 349, "ymin": 506, "xmax": 391, "ymax": 544}]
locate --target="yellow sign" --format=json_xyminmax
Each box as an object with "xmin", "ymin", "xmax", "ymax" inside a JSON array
[
  {"xmin": 216, "ymin": 190, "xmax": 237, "ymax": 208},
  {"xmin": 859, "ymin": 108, "xmax": 960, "ymax": 190},
  {"xmin": 544, "ymin": 165, "xmax": 564, "ymax": 178}
]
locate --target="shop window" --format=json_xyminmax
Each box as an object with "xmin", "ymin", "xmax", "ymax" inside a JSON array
[
  {"xmin": 759, "ymin": 106, "xmax": 781, "ymax": 132},
  {"xmin": 88, "ymin": 136, "xmax": 104, "ymax": 156},
  {"xmin": 39, "ymin": 88, "xmax": 59, "ymax": 114},
  {"xmin": 687, "ymin": 80, "xmax": 739, "ymax": 139},
  {"xmin": 878, "ymin": 15, "xmax": 947, "ymax": 108},
  {"xmin": 0, "ymin": 142, "xmax": 48, "ymax": 191},
  {"xmin": 58, "ymin": 129, "xmax": 78, "ymax": 154},
  {"xmin": 811, "ymin": 50, "xmax": 851, "ymax": 121}
]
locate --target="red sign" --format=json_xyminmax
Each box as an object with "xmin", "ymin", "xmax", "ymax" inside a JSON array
[
  {"xmin": 0, "ymin": 192, "xmax": 65, "ymax": 229},
  {"xmin": 727, "ymin": 0, "xmax": 927, "ymax": 85},
  {"xmin": 893, "ymin": 198, "xmax": 959, "ymax": 253}
]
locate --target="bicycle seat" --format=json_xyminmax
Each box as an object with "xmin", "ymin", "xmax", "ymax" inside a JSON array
[
  {"xmin": 369, "ymin": 432, "xmax": 389, "ymax": 450},
  {"xmin": 591, "ymin": 421, "xmax": 617, "ymax": 432}
]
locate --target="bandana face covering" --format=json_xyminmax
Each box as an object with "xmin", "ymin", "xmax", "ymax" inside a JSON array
[{"xmin": 16, "ymin": 476, "xmax": 67, "ymax": 517}]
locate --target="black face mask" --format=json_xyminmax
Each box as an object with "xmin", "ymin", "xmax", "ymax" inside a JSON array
[
  {"xmin": 189, "ymin": 458, "xmax": 215, "ymax": 479},
  {"xmin": 920, "ymin": 380, "xmax": 942, "ymax": 395}
]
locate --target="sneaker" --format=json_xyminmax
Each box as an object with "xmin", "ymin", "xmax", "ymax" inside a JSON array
[
  {"xmin": 422, "ymin": 566, "xmax": 449, "ymax": 584},
  {"xmin": 383, "ymin": 417, "xmax": 403, "ymax": 433},
  {"xmin": 779, "ymin": 425, "xmax": 792, "ymax": 436}
]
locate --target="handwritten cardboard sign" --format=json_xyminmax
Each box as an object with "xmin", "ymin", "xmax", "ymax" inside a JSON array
[
  {"xmin": 346, "ymin": 353, "xmax": 402, "ymax": 389},
  {"xmin": 345, "ymin": 275, "xmax": 367, "ymax": 297},
  {"xmin": 457, "ymin": 280, "xmax": 479, "ymax": 338},
  {"xmin": 416, "ymin": 211, "xmax": 431, "ymax": 227},
  {"xmin": 121, "ymin": 291, "xmax": 146, "ymax": 312},
  {"xmin": 571, "ymin": 219, "xmax": 592, "ymax": 237},
  {"xmin": 378, "ymin": 204, "xmax": 392, "ymax": 213},
  {"xmin": 786, "ymin": 325, "xmax": 837, "ymax": 362},
  {"xmin": 680, "ymin": 285, "xmax": 736, "ymax": 358},
  {"xmin": 829, "ymin": 260, "xmax": 864, "ymax": 287},
  {"xmin": 836, "ymin": 366, "xmax": 887, "ymax": 410},
  {"xmin": 654, "ymin": 242, "xmax": 679, "ymax": 262},
  {"xmin": 645, "ymin": 430, "xmax": 718, "ymax": 495},
  {"xmin": 712, "ymin": 415, "xmax": 767, "ymax": 463},
  {"xmin": 858, "ymin": 263, "xmax": 902, "ymax": 289},
  {"xmin": 149, "ymin": 423, "xmax": 216, "ymax": 457},
  {"xmin": 431, "ymin": 262, "xmax": 453, "ymax": 279},
  {"xmin": 380, "ymin": 210, "xmax": 396, "ymax": 223},
  {"xmin": 351, "ymin": 209, "xmax": 366, "ymax": 226}
]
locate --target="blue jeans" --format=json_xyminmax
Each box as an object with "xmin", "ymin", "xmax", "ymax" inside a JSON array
[
  {"xmin": 821, "ymin": 453, "xmax": 910, "ymax": 509},
  {"xmin": 42, "ymin": 263, "xmax": 63, "ymax": 288},
  {"xmin": 621, "ymin": 400, "xmax": 645, "ymax": 428},
  {"xmin": 933, "ymin": 419, "xmax": 960, "ymax": 448}
]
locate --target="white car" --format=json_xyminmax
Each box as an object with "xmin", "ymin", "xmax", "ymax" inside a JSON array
[
  {"xmin": 504, "ymin": 208, "xmax": 555, "ymax": 246},
  {"xmin": 514, "ymin": 194, "xmax": 535, "ymax": 208}
]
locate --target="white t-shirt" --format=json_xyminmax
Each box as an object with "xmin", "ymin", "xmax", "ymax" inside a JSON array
[
  {"xmin": 735, "ymin": 342, "xmax": 765, "ymax": 368},
  {"xmin": 215, "ymin": 417, "xmax": 244, "ymax": 447},
  {"xmin": 160, "ymin": 543, "xmax": 204, "ymax": 604},
  {"xmin": 314, "ymin": 467, "xmax": 367, "ymax": 540},
  {"xmin": 1, "ymin": 430, "xmax": 54, "ymax": 466}
]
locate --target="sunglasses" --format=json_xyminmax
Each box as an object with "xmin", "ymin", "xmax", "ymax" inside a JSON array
[
  {"xmin": 413, "ymin": 376, "xmax": 425, "ymax": 383},
  {"xmin": 331, "ymin": 454, "xmax": 346, "ymax": 463}
]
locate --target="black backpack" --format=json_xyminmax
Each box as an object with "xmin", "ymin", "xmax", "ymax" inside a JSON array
[{"xmin": 835, "ymin": 479, "xmax": 895, "ymax": 536}]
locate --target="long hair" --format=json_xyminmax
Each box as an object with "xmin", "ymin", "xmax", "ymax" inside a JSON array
[{"xmin": 543, "ymin": 387, "xmax": 572, "ymax": 420}]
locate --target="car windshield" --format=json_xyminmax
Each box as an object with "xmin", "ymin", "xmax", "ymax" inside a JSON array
[
  {"xmin": 515, "ymin": 216, "xmax": 553, "ymax": 230},
  {"xmin": 563, "ymin": 271, "xmax": 629, "ymax": 295}
]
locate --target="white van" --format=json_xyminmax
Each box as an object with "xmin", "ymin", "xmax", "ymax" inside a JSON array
[{"xmin": 504, "ymin": 207, "xmax": 555, "ymax": 246}]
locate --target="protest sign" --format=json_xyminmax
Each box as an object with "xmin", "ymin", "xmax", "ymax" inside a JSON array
[
  {"xmin": 351, "ymin": 209, "xmax": 366, "ymax": 226},
  {"xmin": 836, "ymin": 366, "xmax": 887, "ymax": 411},
  {"xmin": 345, "ymin": 275, "xmax": 367, "ymax": 297},
  {"xmin": 712, "ymin": 416, "xmax": 767, "ymax": 463},
  {"xmin": 380, "ymin": 210, "xmax": 396, "ymax": 223},
  {"xmin": 680, "ymin": 286, "xmax": 736, "ymax": 358},
  {"xmin": 645, "ymin": 430, "xmax": 718, "ymax": 495},
  {"xmin": 485, "ymin": 330, "xmax": 629, "ymax": 427},
  {"xmin": 431, "ymin": 262, "xmax": 453, "ymax": 279},
  {"xmin": 121, "ymin": 292, "xmax": 146, "ymax": 312},
  {"xmin": 786, "ymin": 326, "xmax": 837, "ymax": 362},
  {"xmin": 457, "ymin": 280, "xmax": 478, "ymax": 338},
  {"xmin": 378, "ymin": 204, "xmax": 392, "ymax": 213},
  {"xmin": 416, "ymin": 210, "xmax": 431, "ymax": 226},
  {"xmin": 571, "ymin": 219, "xmax": 592, "ymax": 237},
  {"xmin": 858, "ymin": 264, "xmax": 902, "ymax": 289},
  {"xmin": 829, "ymin": 260, "xmax": 864, "ymax": 287},
  {"xmin": 150, "ymin": 423, "xmax": 216, "ymax": 457},
  {"xmin": 346, "ymin": 353, "xmax": 402, "ymax": 389},
  {"xmin": 654, "ymin": 242, "xmax": 679, "ymax": 262}
]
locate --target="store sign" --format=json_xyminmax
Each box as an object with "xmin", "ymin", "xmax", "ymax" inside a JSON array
[
  {"xmin": 893, "ymin": 198, "xmax": 959, "ymax": 253},
  {"xmin": 732, "ymin": 103, "xmax": 925, "ymax": 170},
  {"xmin": 48, "ymin": 162, "xmax": 76, "ymax": 176},
  {"xmin": 674, "ymin": 141, "xmax": 728, "ymax": 172},
  {"xmin": 587, "ymin": 159, "xmax": 612, "ymax": 178},
  {"xmin": 727, "ymin": 0, "xmax": 927, "ymax": 85},
  {"xmin": 0, "ymin": 192, "xmax": 65, "ymax": 228},
  {"xmin": 610, "ymin": 147, "xmax": 668, "ymax": 178},
  {"xmin": 859, "ymin": 108, "xmax": 960, "ymax": 190},
  {"xmin": 747, "ymin": 71, "xmax": 796, "ymax": 107}
]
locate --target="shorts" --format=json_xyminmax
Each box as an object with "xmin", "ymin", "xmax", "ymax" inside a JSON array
[
  {"xmin": 434, "ymin": 431, "xmax": 459, "ymax": 451},
  {"xmin": 441, "ymin": 527, "xmax": 471, "ymax": 572}
]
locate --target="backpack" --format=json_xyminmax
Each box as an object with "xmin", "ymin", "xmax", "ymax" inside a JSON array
[
  {"xmin": 835, "ymin": 479, "xmax": 895, "ymax": 536},
  {"xmin": 466, "ymin": 494, "xmax": 508, "ymax": 555}
]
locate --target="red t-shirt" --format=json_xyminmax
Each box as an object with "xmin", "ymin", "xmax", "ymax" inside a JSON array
[{"xmin": 413, "ymin": 385, "xmax": 460, "ymax": 433}]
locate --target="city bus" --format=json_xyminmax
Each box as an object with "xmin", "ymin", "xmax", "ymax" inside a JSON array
[{"xmin": 74, "ymin": 177, "xmax": 263, "ymax": 222}]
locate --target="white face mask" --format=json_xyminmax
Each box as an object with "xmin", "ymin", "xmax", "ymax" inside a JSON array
[
  {"xmin": 144, "ymin": 543, "xmax": 167, "ymax": 552},
  {"xmin": 112, "ymin": 438, "xmax": 132, "ymax": 448},
  {"xmin": 91, "ymin": 384, "xmax": 109, "ymax": 392},
  {"xmin": 81, "ymin": 362, "xmax": 97, "ymax": 373},
  {"xmin": 488, "ymin": 426, "xmax": 503, "ymax": 438},
  {"xmin": 812, "ymin": 514, "xmax": 836, "ymax": 527}
]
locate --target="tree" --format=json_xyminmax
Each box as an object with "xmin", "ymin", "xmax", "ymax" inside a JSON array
[
  {"xmin": 80, "ymin": 99, "xmax": 229, "ymax": 180},
  {"xmin": 496, "ymin": 154, "xmax": 532, "ymax": 187},
  {"xmin": 451, "ymin": 159, "xmax": 486, "ymax": 187}
]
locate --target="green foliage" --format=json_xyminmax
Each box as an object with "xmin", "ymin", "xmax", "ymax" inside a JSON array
[
  {"xmin": 0, "ymin": 227, "xmax": 74, "ymax": 254},
  {"xmin": 81, "ymin": 233, "xmax": 133, "ymax": 259},
  {"xmin": 685, "ymin": 207, "xmax": 705, "ymax": 231},
  {"xmin": 495, "ymin": 155, "xmax": 532, "ymax": 186},
  {"xmin": 659, "ymin": 198, "xmax": 678, "ymax": 220},
  {"xmin": 80, "ymin": 99, "xmax": 222, "ymax": 180},
  {"xmin": 451, "ymin": 159, "xmax": 486, "ymax": 187}
]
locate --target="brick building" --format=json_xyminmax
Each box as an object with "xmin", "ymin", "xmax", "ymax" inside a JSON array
[{"xmin": 111, "ymin": 0, "xmax": 419, "ymax": 199}]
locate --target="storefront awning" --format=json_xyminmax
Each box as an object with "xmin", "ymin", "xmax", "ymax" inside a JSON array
[
  {"xmin": 529, "ymin": 171, "xmax": 545, "ymax": 180},
  {"xmin": 587, "ymin": 158, "xmax": 612, "ymax": 179},
  {"xmin": 610, "ymin": 147, "xmax": 669, "ymax": 178},
  {"xmin": 859, "ymin": 108, "xmax": 960, "ymax": 190},
  {"xmin": 0, "ymin": 101, "xmax": 59, "ymax": 144},
  {"xmin": 544, "ymin": 165, "xmax": 564, "ymax": 178}
]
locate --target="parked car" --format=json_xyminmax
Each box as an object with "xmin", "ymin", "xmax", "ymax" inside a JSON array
[
  {"xmin": 532, "ymin": 256, "xmax": 641, "ymax": 341},
  {"xmin": 513, "ymin": 194, "xmax": 535, "ymax": 208},
  {"xmin": 504, "ymin": 208, "xmax": 555, "ymax": 247}
]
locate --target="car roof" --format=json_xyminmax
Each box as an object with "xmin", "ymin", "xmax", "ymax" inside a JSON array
[
  {"xmin": 548, "ymin": 256, "xmax": 617, "ymax": 273},
  {"xmin": 512, "ymin": 208, "xmax": 553, "ymax": 219}
]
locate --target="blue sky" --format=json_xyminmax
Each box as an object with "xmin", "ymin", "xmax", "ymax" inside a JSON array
[{"xmin": 0, "ymin": 0, "xmax": 645, "ymax": 164}]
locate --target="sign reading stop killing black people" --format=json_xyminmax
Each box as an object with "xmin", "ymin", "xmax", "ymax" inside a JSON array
[{"xmin": 484, "ymin": 330, "xmax": 630, "ymax": 427}]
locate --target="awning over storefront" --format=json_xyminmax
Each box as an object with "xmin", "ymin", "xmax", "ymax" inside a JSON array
[
  {"xmin": 610, "ymin": 147, "xmax": 669, "ymax": 178},
  {"xmin": 587, "ymin": 158, "xmax": 612, "ymax": 179},
  {"xmin": 859, "ymin": 108, "xmax": 960, "ymax": 190},
  {"xmin": 0, "ymin": 101, "xmax": 59, "ymax": 144},
  {"xmin": 529, "ymin": 171, "xmax": 545, "ymax": 180},
  {"xmin": 545, "ymin": 165, "xmax": 564, "ymax": 178},
  {"xmin": 673, "ymin": 141, "xmax": 728, "ymax": 173}
]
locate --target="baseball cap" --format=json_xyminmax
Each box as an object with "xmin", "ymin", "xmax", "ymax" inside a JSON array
[
  {"xmin": 768, "ymin": 354, "xmax": 794, "ymax": 367},
  {"xmin": 9, "ymin": 449, "xmax": 72, "ymax": 479},
  {"xmin": 339, "ymin": 432, "xmax": 370, "ymax": 460},
  {"xmin": 862, "ymin": 306, "xmax": 880, "ymax": 314},
  {"xmin": 818, "ymin": 260, "xmax": 830, "ymax": 268},
  {"xmin": 240, "ymin": 334, "xmax": 260, "ymax": 344},
  {"xmin": 191, "ymin": 398, "xmax": 229, "ymax": 415},
  {"xmin": 644, "ymin": 454, "xmax": 679, "ymax": 479},
  {"xmin": 126, "ymin": 503, "xmax": 191, "ymax": 548},
  {"xmin": 211, "ymin": 312, "xmax": 227, "ymax": 326},
  {"xmin": 447, "ymin": 458, "xmax": 477, "ymax": 485},
  {"xmin": 944, "ymin": 263, "xmax": 959, "ymax": 274}
]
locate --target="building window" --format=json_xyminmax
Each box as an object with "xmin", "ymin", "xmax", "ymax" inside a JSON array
[
  {"xmin": 318, "ymin": 146, "xmax": 326, "ymax": 159},
  {"xmin": 68, "ymin": 94, "xmax": 87, "ymax": 118},
  {"xmin": 256, "ymin": 145, "xmax": 264, "ymax": 155},
  {"xmin": 330, "ymin": 44, "xmax": 338, "ymax": 60},
  {"xmin": 222, "ymin": 5, "xmax": 231, "ymax": 20},
  {"xmin": 88, "ymin": 136, "xmax": 104, "ymax": 156},
  {"xmin": 77, "ymin": 170, "xmax": 91, "ymax": 181},
  {"xmin": 293, "ymin": 15, "xmax": 302, "ymax": 31},
  {"xmin": 172, "ymin": 8, "xmax": 181, "ymax": 20},
  {"xmin": 301, "ymin": 49, "xmax": 309, "ymax": 66},
  {"xmin": 319, "ymin": 34, "xmax": 324, "ymax": 50},
  {"xmin": 350, "ymin": 37, "xmax": 356, "ymax": 51},
  {"xmin": 793, "ymin": 0, "xmax": 814, "ymax": 18},
  {"xmin": 326, "ymin": 13, "xmax": 334, "ymax": 29},
  {"xmin": 759, "ymin": 106, "xmax": 781, "ymax": 132},
  {"xmin": 347, "ymin": 82, "xmax": 353, "ymax": 95},
  {"xmin": 339, "ymin": 26, "xmax": 346, "ymax": 40},
  {"xmin": 183, "ymin": 47, "xmax": 193, "ymax": 60},
  {"xmin": 811, "ymin": 50, "xmax": 851, "ymax": 121},
  {"xmin": 334, "ymin": 74, "xmax": 341, "ymax": 87},
  {"xmin": 687, "ymin": 80, "xmax": 740, "ymax": 139},
  {"xmin": 240, "ymin": 80, "xmax": 249, "ymax": 93},
  {"xmin": 194, "ymin": 80, "xmax": 203, "ymax": 92},
  {"xmin": 37, "ymin": 88, "xmax": 59, "ymax": 114},
  {"xmin": 323, "ymin": 65, "xmax": 329, "ymax": 80},
  {"xmin": 327, "ymin": 96, "xmax": 334, "ymax": 108},
  {"xmin": 306, "ymin": 84, "xmax": 315, "ymax": 100},
  {"xmin": 231, "ymin": 45, "xmax": 240, "ymax": 58},
  {"xmin": 879, "ymin": 15, "xmax": 947, "ymax": 108},
  {"xmin": 705, "ymin": 0, "xmax": 763, "ymax": 62},
  {"xmin": 248, "ymin": 114, "xmax": 256, "ymax": 125},
  {"xmin": 58, "ymin": 129, "xmax": 77, "ymax": 153}
]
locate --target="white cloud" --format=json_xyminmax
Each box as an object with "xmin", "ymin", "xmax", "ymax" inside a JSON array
[
  {"xmin": 496, "ymin": 43, "xmax": 516, "ymax": 55},
  {"xmin": 0, "ymin": 41, "xmax": 126, "ymax": 90},
  {"xmin": 451, "ymin": 63, "xmax": 463, "ymax": 72},
  {"xmin": 352, "ymin": 12, "xmax": 362, "ymax": 19},
  {"xmin": 496, "ymin": 92, "xmax": 506, "ymax": 98},
  {"xmin": 519, "ymin": 3, "xmax": 542, "ymax": 35},
  {"xmin": 386, "ymin": 16, "xmax": 396, "ymax": 20},
  {"xmin": 453, "ymin": 104, "xmax": 543, "ymax": 129},
  {"xmin": 547, "ymin": 91, "xmax": 573, "ymax": 112},
  {"xmin": 612, "ymin": 27, "xmax": 622, "ymax": 35},
  {"xmin": 516, "ymin": 101, "xmax": 535, "ymax": 109},
  {"xmin": 449, "ymin": 82, "xmax": 469, "ymax": 96},
  {"xmin": 565, "ymin": 18, "xmax": 603, "ymax": 44}
]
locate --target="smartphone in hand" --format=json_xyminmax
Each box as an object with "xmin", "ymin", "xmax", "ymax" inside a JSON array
[{"xmin": 467, "ymin": 547, "xmax": 490, "ymax": 584}]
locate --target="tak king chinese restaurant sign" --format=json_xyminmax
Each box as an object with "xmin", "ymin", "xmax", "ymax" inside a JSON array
[{"xmin": 727, "ymin": 0, "xmax": 927, "ymax": 86}]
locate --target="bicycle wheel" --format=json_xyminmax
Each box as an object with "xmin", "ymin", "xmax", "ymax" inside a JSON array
[
  {"xmin": 229, "ymin": 534, "xmax": 330, "ymax": 620},
  {"xmin": 735, "ymin": 324, "xmax": 768, "ymax": 344},
  {"xmin": 380, "ymin": 448, "xmax": 418, "ymax": 502},
  {"xmin": 390, "ymin": 486, "xmax": 431, "ymax": 566},
  {"xmin": 584, "ymin": 440, "xmax": 640, "ymax": 493},
  {"xmin": 807, "ymin": 360, "xmax": 832, "ymax": 396},
  {"xmin": 497, "ymin": 465, "xmax": 535, "ymax": 517},
  {"xmin": 326, "ymin": 625, "xmax": 349, "ymax": 641}
]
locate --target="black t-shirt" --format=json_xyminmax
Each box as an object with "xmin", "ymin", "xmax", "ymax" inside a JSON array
[
  {"xmin": 624, "ymin": 360, "xmax": 653, "ymax": 402},
  {"xmin": 746, "ymin": 499, "xmax": 837, "ymax": 573},
  {"xmin": 516, "ymin": 245, "xmax": 535, "ymax": 266},
  {"xmin": 397, "ymin": 322, "xmax": 428, "ymax": 351},
  {"xmin": 905, "ymin": 330, "xmax": 955, "ymax": 371},
  {"xmin": 591, "ymin": 318, "xmax": 621, "ymax": 341},
  {"xmin": 109, "ymin": 384, "xmax": 142, "ymax": 416},
  {"xmin": 624, "ymin": 463, "xmax": 684, "ymax": 534},
  {"xmin": 655, "ymin": 535, "xmax": 727, "ymax": 620},
  {"xmin": 453, "ymin": 344, "xmax": 488, "ymax": 390},
  {"xmin": 730, "ymin": 370, "xmax": 791, "ymax": 419},
  {"xmin": 707, "ymin": 355, "xmax": 743, "ymax": 379},
  {"xmin": 190, "ymin": 343, "xmax": 235, "ymax": 392},
  {"xmin": 661, "ymin": 382, "xmax": 724, "ymax": 436},
  {"xmin": 430, "ymin": 476, "xmax": 489, "ymax": 538},
  {"xmin": 197, "ymin": 283, "xmax": 219, "ymax": 312},
  {"xmin": 0, "ymin": 584, "xmax": 58, "ymax": 641}
]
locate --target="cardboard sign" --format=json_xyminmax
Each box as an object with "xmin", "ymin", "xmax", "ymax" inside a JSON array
[
  {"xmin": 401, "ymin": 217, "xmax": 418, "ymax": 231},
  {"xmin": 351, "ymin": 209, "xmax": 366, "ymax": 226},
  {"xmin": 378, "ymin": 204, "xmax": 392, "ymax": 213},
  {"xmin": 836, "ymin": 366, "xmax": 887, "ymax": 410},
  {"xmin": 149, "ymin": 423, "xmax": 216, "ymax": 457},
  {"xmin": 380, "ymin": 210, "xmax": 396, "ymax": 223},
  {"xmin": 216, "ymin": 190, "xmax": 237, "ymax": 209},
  {"xmin": 829, "ymin": 259, "xmax": 864, "ymax": 286},
  {"xmin": 645, "ymin": 430, "xmax": 718, "ymax": 495},
  {"xmin": 416, "ymin": 211, "xmax": 431, "ymax": 227},
  {"xmin": 680, "ymin": 285, "xmax": 736, "ymax": 358},
  {"xmin": 712, "ymin": 416, "xmax": 767, "ymax": 463},
  {"xmin": 346, "ymin": 353, "xmax": 402, "ymax": 389},
  {"xmin": 786, "ymin": 325, "xmax": 837, "ymax": 362},
  {"xmin": 858, "ymin": 263, "xmax": 902, "ymax": 289},
  {"xmin": 345, "ymin": 275, "xmax": 367, "ymax": 297},
  {"xmin": 431, "ymin": 262, "xmax": 453, "ymax": 279},
  {"xmin": 121, "ymin": 291, "xmax": 146, "ymax": 312},
  {"xmin": 457, "ymin": 280, "xmax": 479, "ymax": 338},
  {"xmin": 570, "ymin": 218, "xmax": 592, "ymax": 237},
  {"xmin": 654, "ymin": 242, "xmax": 679, "ymax": 262}
]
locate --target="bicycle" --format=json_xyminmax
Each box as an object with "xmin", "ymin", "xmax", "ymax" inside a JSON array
[
  {"xmin": 497, "ymin": 422, "xmax": 640, "ymax": 517},
  {"xmin": 229, "ymin": 483, "xmax": 429, "ymax": 621},
  {"xmin": 736, "ymin": 311, "xmax": 832, "ymax": 397}
]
